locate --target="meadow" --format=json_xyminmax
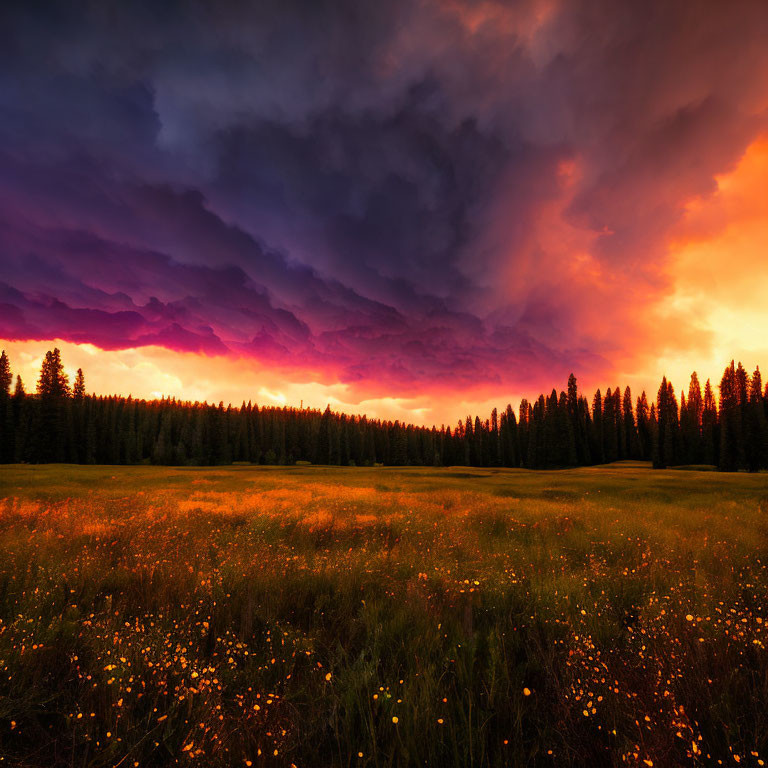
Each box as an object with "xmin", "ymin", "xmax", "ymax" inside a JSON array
[{"xmin": 1, "ymin": 463, "xmax": 767, "ymax": 767}]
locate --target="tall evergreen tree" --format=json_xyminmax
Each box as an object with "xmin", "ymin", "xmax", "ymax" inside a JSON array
[
  {"xmin": 500, "ymin": 404, "xmax": 519, "ymax": 468},
  {"xmin": 602, "ymin": 388, "xmax": 618, "ymax": 463},
  {"xmin": 636, "ymin": 392, "xmax": 650, "ymax": 460},
  {"xmin": 11, "ymin": 375, "xmax": 28, "ymax": 462},
  {"xmin": 33, "ymin": 348, "xmax": 71, "ymax": 462},
  {"xmin": 719, "ymin": 362, "xmax": 744, "ymax": 472},
  {"xmin": 622, "ymin": 387, "xmax": 636, "ymax": 459},
  {"xmin": 578, "ymin": 396, "xmax": 593, "ymax": 464},
  {"xmin": 567, "ymin": 374, "xmax": 589, "ymax": 463},
  {"xmin": 0, "ymin": 351, "xmax": 11, "ymax": 395},
  {"xmin": 648, "ymin": 402, "xmax": 659, "ymax": 466},
  {"xmin": 591, "ymin": 389, "xmax": 605, "ymax": 464},
  {"xmin": 490, "ymin": 407, "xmax": 500, "ymax": 466},
  {"xmin": 744, "ymin": 367, "xmax": 768, "ymax": 472},
  {"xmin": 0, "ymin": 351, "xmax": 14, "ymax": 463},
  {"xmin": 654, "ymin": 377, "xmax": 679, "ymax": 468},
  {"xmin": 557, "ymin": 390, "xmax": 578, "ymax": 466},
  {"xmin": 702, "ymin": 379, "xmax": 718, "ymax": 466},
  {"xmin": 73, "ymin": 368, "xmax": 86, "ymax": 400},
  {"xmin": 681, "ymin": 372, "xmax": 703, "ymax": 464},
  {"xmin": 37, "ymin": 349, "xmax": 70, "ymax": 398}
]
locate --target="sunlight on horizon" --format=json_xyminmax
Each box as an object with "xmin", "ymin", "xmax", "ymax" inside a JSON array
[{"xmin": 2, "ymin": 135, "xmax": 767, "ymax": 424}]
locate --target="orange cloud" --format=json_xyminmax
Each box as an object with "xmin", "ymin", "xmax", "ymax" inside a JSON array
[
  {"xmin": 4, "ymin": 136, "xmax": 767, "ymax": 425},
  {"xmin": 4, "ymin": 136, "xmax": 767, "ymax": 426},
  {"xmin": 624, "ymin": 134, "xmax": 768, "ymax": 396},
  {"xmin": 0, "ymin": 339, "xmax": 522, "ymax": 426}
]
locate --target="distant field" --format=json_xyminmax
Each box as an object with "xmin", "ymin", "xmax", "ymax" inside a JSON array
[{"xmin": 1, "ymin": 463, "xmax": 767, "ymax": 767}]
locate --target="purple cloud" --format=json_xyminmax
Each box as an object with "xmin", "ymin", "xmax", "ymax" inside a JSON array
[{"xmin": 1, "ymin": 0, "xmax": 767, "ymax": 398}]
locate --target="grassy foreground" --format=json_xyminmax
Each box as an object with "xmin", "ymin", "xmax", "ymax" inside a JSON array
[{"xmin": 1, "ymin": 463, "xmax": 767, "ymax": 767}]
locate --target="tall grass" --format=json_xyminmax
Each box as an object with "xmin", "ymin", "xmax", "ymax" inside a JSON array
[{"xmin": 1, "ymin": 463, "xmax": 767, "ymax": 766}]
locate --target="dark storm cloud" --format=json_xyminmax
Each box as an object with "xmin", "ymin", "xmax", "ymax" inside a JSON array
[{"xmin": 1, "ymin": 0, "xmax": 767, "ymax": 396}]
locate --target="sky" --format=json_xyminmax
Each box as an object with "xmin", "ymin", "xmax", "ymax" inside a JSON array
[{"xmin": 1, "ymin": 0, "xmax": 768, "ymax": 425}]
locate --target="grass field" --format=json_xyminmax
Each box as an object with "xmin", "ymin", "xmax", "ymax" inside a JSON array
[{"xmin": 1, "ymin": 463, "xmax": 767, "ymax": 767}]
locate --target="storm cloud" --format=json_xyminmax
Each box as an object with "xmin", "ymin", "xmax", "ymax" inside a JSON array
[{"xmin": 1, "ymin": 0, "xmax": 767, "ymax": 398}]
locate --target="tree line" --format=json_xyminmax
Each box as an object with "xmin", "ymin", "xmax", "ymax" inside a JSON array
[{"xmin": 1, "ymin": 349, "xmax": 767, "ymax": 471}]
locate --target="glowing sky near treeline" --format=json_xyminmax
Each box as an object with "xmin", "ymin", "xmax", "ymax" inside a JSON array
[{"xmin": 1, "ymin": 0, "xmax": 768, "ymax": 426}]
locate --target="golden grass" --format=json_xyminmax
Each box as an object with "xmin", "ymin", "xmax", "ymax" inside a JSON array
[{"xmin": 0, "ymin": 463, "xmax": 767, "ymax": 766}]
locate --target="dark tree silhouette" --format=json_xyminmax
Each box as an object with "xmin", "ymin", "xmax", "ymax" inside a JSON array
[
  {"xmin": 73, "ymin": 368, "xmax": 86, "ymax": 400},
  {"xmin": 0, "ymin": 351, "xmax": 11, "ymax": 395},
  {"xmin": 591, "ymin": 389, "xmax": 605, "ymax": 465},
  {"xmin": 32, "ymin": 348, "xmax": 72, "ymax": 462},
  {"xmin": 654, "ymin": 377, "xmax": 679, "ymax": 469},
  {"xmin": 636, "ymin": 392, "xmax": 650, "ymax": 460},
  {"xmin": 622, "ymin": 387, "xmax": 637, "ymax": 459},
  {"xmin": 719, "ymin": 362, "xmax": 744, "ymax": 472},
  {"xmin": 681, "ymin": 373, "xmax": 703, "ymax": 464},
  {"xmin": 702, "ymin": 380, "xmax": 718, "ymax": 466},
  {"xmin": 0, "ymin": 351, "xmax": 13, "ymax": 463},
  {"xmin": 744, "ymin": 367, "xmax": 768, "ymax": 472},
  {"xmin": 1, "ymin": 348, "xmax": 766, "ymax": 472}
]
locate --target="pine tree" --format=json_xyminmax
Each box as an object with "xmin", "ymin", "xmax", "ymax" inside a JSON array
[
  {"xmin": 679, "ymin": 391, "xmax": 690, "ymax": 463},
  {"xmin": 543, "ymin": 390, "xmax": 560, "ymax": 467},
  {"xmin": 665, "ymin": 380, "xmax": 680, "ymax": 466},
  {"xmin": 73, "ymin": 368, "xmax": 86, "ymax": 400},
  {"xmin": 11, "ymin": 375, "xmax": 27, "ymax": 462},
  {"xmin": 702, "ymin": 379, "xmax": 718, "ymax": 466},
  {"xmin": 69, "ymin": 368, "xmax": 87, "ymax": 462},
  {"xmin": 744, "ymin": 367, "xmax": 768, "ymax": 472},
  {"xmin": 654, "ymin": 377, "xmax": 679, "ymax": 468},
  {"xmin": 719, "ymin": 362, "xmax": 743, "ymax": 471},
  {"xmin": 33, "ymin": 348, "xmax": 71, "ymax": 462},
  {"xmin": 681, "ymin": 372, "xmax": 703, "ymax": 464},
  {"xmin": 37, "ymin": 349, "xmax": 70, "ymax": 398},
  {"xmin": 0, "ymin": 351, "xmax": 14, "ymax": 463},
  {"xmin": 636, "ymin": 392, "xmax": 650, "ymax": 460},
  {"xmin": 610, "ymin": 388, "xmax": 624, "ymax": 460},
  {"xmin": 490, "ymin": 407, "xmax": 500, "ymax": 466},
  {"xmin": 558, "ymin": 390, "xmax": 578, "ymax": 466},
  {"xmin": 649, "ymin": 402, "xmax": 659, "ymax": 466},
  {"xmin": 517, "ymin": 399, "xmax": 531, "ymax": 466},
  {"xmin": 567, "ymin": 374, "xmax": 589, "ymax": 463},
  {"xmin": 500, "ymin": 404, "xmax": 518, "ymax": 467},
  {"xmin": 602, "ymin": 388, "xmax": 616, "ymax": 462},
  {"xmin": 473, "ymin": 415, "xmax": 485, "ymax": 467},
  {"xmin": 591, "ymin": 389, "xmax": 605, "ymax": 464},
  {"xmin": 0, "ymin": 351, "xmax": 11, "ymax": 396},
  {"xmin": 622, "ymin": 387, "xmax": 636, "ymax": 459}
]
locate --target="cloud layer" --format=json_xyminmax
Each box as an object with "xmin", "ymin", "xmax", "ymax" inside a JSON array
[{"xmin": 1, "ymin": 0, "xmax": 767, "ymax": 400}]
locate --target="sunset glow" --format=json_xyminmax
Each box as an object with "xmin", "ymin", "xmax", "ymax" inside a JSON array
[{"xmin": 1, "ymin": 0, "xmax": 767, "ymax": 424}]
